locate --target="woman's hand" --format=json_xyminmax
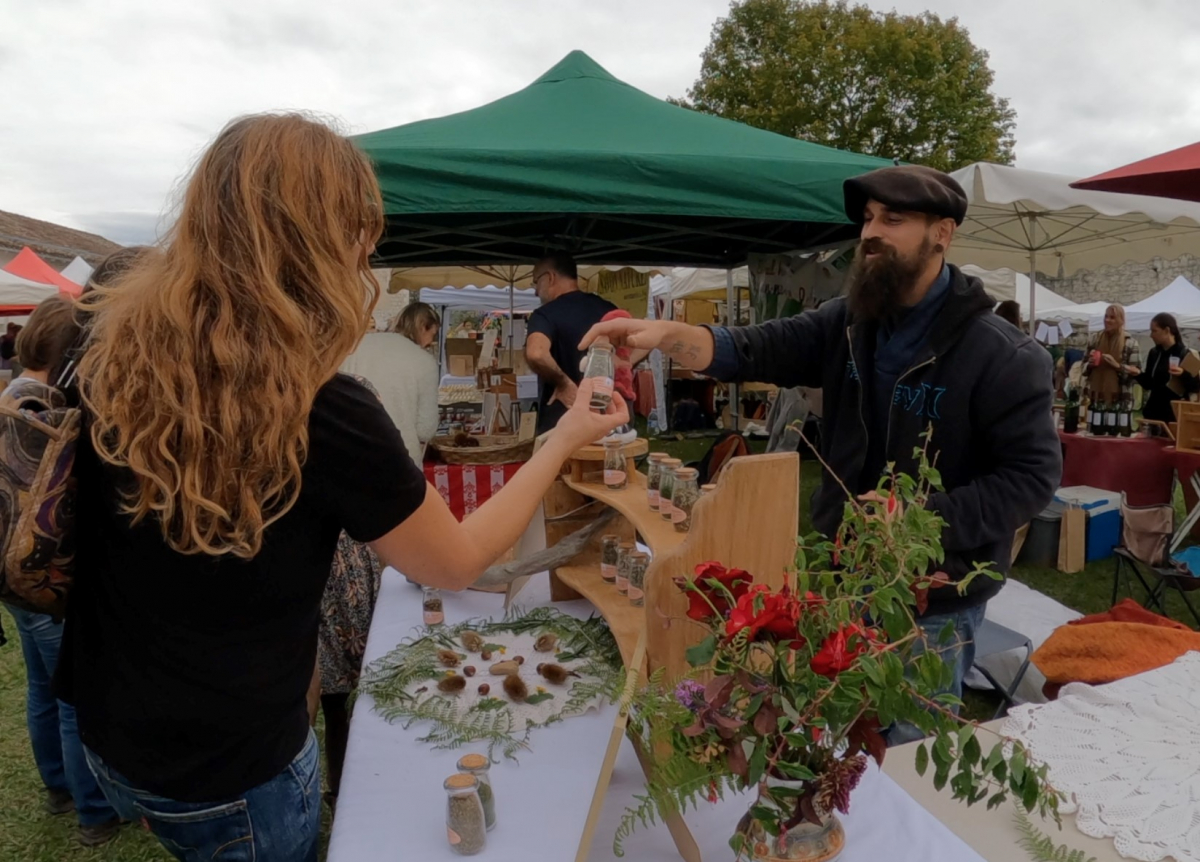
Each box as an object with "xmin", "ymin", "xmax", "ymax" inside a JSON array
[
  {"xmin": 1169, "ymin": 364, "xmax": 1184, "ymax": 377},
  {"xmin": 1102, "ymin": 353, "xmax": 1121, "ymax": 370},
  {"xmin": 1124, "ymin": 365, "xmax": 1141, "ymax": 377},
  {"xmin": 551, "ymin": 378, "xmax": 630, "ymax": 452}
]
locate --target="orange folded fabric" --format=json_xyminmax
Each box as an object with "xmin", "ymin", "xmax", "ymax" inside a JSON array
[
  {"xmin": 1034, "ymin": 621, "xmax": 1200, "ymax": 698},
  {"xmin": 1067, "ymin": 597, "xmax": 1192, "ymax": 631}
]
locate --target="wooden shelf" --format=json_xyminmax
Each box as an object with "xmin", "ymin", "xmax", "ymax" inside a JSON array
[
  {"xmin": 562, "ymin": 472, "xmax": 686, "ymax": 556},
  {"xmin": 554, "ymin": 560, "xmax": 647, "ymax": 670}
]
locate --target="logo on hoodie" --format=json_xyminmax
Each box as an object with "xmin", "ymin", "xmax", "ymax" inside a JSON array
[{"xmin": 893, "ymin": 383, "xmax": 945, "ymax": 419}]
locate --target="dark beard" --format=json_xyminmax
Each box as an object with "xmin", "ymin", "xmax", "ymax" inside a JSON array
[{"xmin": 846, "ymin": 237, "xmax": 938, "ymax": 322}]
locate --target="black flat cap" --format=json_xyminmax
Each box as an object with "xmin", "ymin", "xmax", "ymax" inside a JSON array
[{"xmin": 843, "ymin": 165, "xmax": 968, "ymax": 225}]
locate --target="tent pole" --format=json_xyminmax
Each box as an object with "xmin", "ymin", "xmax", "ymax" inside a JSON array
[
  {"xmin": 727, "ymin": 267, "xmax": 739, "ymax": 432},
  {"xmin": 1028, "ymin": 215, "xmax": 1038, "ymax": 337}
]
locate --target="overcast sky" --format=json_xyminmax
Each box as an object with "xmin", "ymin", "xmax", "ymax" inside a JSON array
[{"xmin": 4, "ymin": 0, "xmax": 1200, "ymax": 246}]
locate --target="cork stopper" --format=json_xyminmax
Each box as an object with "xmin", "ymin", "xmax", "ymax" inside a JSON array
[
  {"xmin": 701, "ymin": 484, "xmax": 717, "ymax": 493},
  {"xmin": 444, "ymin": 773, "xmax": 478, "ymax": 790},
  {"xmin": 457, "ymin": 754, "xmax": 489, "ymax": 771},
  {"xmin": 662, "ymin": 458, "xmax": 683, "ymax": 467},
  {"xmin": 648, "ymin": 452, "xmax": 668, "ymax": 462},
  {"xmin": 675, "ymin": 468, "xmax": 699, "ymax": 480},
  {"xmin": 619, "ymin": 541, "xmax": 636, "ymax": 550}
]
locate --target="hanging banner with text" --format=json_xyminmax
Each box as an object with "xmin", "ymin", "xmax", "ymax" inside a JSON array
[
  {"xmin": 748, "ymin": 253, "xmax": 848, "ymax": 322},
  {"xmin": 593, "ymin": 268, "xmax": 650, "ymax": 319}
]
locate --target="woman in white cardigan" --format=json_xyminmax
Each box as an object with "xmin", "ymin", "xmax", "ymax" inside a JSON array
[{"xmin": 340, "ymin": 303, "xmax": 440, "ymax": 460}]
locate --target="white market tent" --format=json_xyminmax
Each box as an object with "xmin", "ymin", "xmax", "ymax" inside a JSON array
[
  {"xmin": 960, "ymin": 265, "xmax": 1084, "ymax": 323},
  {"xmin": 947, "ymin": 162, "xmax": 1200, "ymax": 331},
  {"xmin": 60, "ymin": 256, "xmax": 94, "ymax": 287},
  {"xmin": 1086, "ymin": 276, "xmax": 1200, "ymax": 332},
  {"xmin": 419, "ymin": 284, "xmax": 540, "ymax": 312},
  {"xmin": 0, "ymin": 269, "xmax": 59, "ymax": 307}
]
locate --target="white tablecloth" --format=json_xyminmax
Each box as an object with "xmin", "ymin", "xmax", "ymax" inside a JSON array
[{"xmin": 329, "ymin": 570, "xmax": 984, "ymax": 862}]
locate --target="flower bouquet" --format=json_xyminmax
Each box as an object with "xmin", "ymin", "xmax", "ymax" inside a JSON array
[{"xmin": 616, "ymin": 445, "xmax": 1062, "ymax": 861}]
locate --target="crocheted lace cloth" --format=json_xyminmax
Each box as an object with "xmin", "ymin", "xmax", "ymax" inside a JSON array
[{"xmin": 1003, "ymin": 652, "xmax": 1200, "ymax": 861}]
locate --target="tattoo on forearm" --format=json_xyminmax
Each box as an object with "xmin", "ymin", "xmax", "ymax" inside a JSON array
[{"xmin": 667, "ymin": 340, "xmax": 702, "ymax": 364}]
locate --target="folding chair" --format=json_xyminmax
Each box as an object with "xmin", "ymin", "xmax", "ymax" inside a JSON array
[
  {"xmin": 970, "ymin": 619, "xmax": 1032, "ymax": 719},
  {"xmin": 1111, "ymin": 480, "xmax": 1200, "ymax": 628}
]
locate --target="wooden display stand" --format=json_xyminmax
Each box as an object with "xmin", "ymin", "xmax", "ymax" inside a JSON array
[
  {"xmin": 545, "ymin": 449, "xmax": 801, "ymax": 860},
  {"xmin": 1174, "ymin": 400, "xmax": 1200, "ymax": 452}
]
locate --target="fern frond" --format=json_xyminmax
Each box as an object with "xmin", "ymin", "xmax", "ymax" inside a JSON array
[{"xmin": 1013, "ymin": 808, "xmax": 1096, "ymax": 862}]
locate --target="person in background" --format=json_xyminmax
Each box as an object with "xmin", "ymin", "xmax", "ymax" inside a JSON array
[
  {"xmin": 582, "ymin": 165, "xmax": 1060, "ymax": 744},
  {"xmin": 1130, "ymin": 312, "xmax": 1199, "ymax": 423},
  {"xmin": 341, "ymin": 301, "xmax": 440, "ymax": 461},
  {"xmin": 60, "ymin": 113, "xmax": 626, "ymax": 862},
  {"xmin": 1083, "ymin": 304, "xmax": 1140, "ymax": 407},
  {"xmin": 525, "ymin": 253, "xmax": 616, "ymax": 435},
  {"xmin": 994, "ymin": 300, "xmax": 1022, "ymax": 329},
  {"xmin": 4, "ymin": 297, "xmax": 121, "ymax": 847}
]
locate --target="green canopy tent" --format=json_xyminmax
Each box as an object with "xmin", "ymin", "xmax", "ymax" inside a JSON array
[{"xmin": 354, "ymin": 51, "xmax": 890, "ymax": 268}]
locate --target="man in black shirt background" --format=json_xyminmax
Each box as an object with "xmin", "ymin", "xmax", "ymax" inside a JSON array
[{"xmin": 525, "ymin": 254, "xmax": 616, "ymax": 435}]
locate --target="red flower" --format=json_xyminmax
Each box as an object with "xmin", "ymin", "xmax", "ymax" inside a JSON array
[
  {"xmin": 810, "ymin": 624, "xmax": 879, "ymax": 678},
  {"xmin": 675, "ymin": 562, "xmax": 752, "ymax": 621},
  {"xmin": 725, "ymin": 584, "xmax": 806, "ymax": 648}
]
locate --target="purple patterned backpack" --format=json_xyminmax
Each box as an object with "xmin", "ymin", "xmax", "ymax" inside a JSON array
[{"xmin": 0, "ymin": 376, "xmax": 80, "ymax": 618}]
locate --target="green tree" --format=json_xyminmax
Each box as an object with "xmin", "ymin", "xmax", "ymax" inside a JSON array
[{"xmin": 676, "ymin": 0, "xmax": 1016, "ymax": 171}]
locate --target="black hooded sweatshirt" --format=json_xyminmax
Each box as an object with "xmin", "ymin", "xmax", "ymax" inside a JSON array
[{"xmin": 709, "ymin": 264, "xmax": 1061, "ymax": 615}]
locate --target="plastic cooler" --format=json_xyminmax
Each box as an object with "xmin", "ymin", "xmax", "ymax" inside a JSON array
[{"xmin": 1054, "ymin": 486, "xmax": 1122, "ymax": 562}]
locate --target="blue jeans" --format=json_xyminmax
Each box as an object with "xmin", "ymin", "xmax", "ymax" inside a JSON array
[
  {"xmin": 885, "ymin": 603, "xmax": 987, "ymax": 747},
  {"xmin": 9, "ymin": 607, "xmax": 116, "ymax": 827},
  {"xmin": 85, "ymin": 729, "xmax": 321, "ymax": 862}
]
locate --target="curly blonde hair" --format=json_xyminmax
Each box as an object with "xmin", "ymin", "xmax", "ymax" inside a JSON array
[{"xmin": 79, "ymin": 113, "xmax": 384, "ymax": 558}]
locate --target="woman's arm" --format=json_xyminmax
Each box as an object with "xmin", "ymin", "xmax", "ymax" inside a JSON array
[{"xmin": 370, "ymin": 380, "xmax": 628, "ymax": 590}]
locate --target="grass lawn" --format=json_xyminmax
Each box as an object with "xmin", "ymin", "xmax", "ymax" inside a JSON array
[{"xmin": 0, "ymin": 433, "xmax": 1189, "ymax": 859}]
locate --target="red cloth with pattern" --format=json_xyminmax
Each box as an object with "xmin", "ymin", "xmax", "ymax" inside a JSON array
[{"xmin": 424, "ymin": 462, "xmax": 525, "ymax": 521}]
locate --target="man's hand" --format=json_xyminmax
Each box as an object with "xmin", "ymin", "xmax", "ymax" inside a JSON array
[
  {"xmin": 549, "ymin": 379, "xmax": 578, "ymax": 408},
  {"xmin": 580, "ymin": 318, "xmax": 674, "ymax": 353},
  {"xmin": 579, "ymin": 319, "xmax": 716, "ymax": 370}
]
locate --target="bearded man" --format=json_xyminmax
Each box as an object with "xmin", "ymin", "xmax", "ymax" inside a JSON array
[{"xmin": 579, "ymin": 166, "xmax": 1061, "ymax": 732}]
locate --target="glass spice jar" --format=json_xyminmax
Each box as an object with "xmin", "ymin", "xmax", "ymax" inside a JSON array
[
  {"xmin": 422, "ymin": 586, "xmax": 445, "ymax": 627},
  {"xmin": 456, "ymin": 754, "xmax": 496, "ymax": 831},
  {"xmin": 582, "ymin": 340, "xmax": 616, "ymax": 411},
  {"xmin": 603, "ymin": 438, "xmax": 627, "ymax": 490},
  {"xmin": 658, "ymin": 459, "xmax": 682, "ymax": 520},
  {"xmin": 444, "ymin": 773, "xmax": 487, "ymax": 856},
  {"xmin": 646, "ymin": 453, "xmax": 668, "ymax": 510},
  {"xmin": 671, "ymin": 468, "xmax": 700, "ymax": 533},
  {"xmin": 627, "ymin": 552, "xmax": 649, "ymax": 607},
  {"xmin": 700, "ymin": 483, "xmax": 717, "ymax": 496},
  {"xmin": 616, "ymin": 542, "xmax": 635, "ymax": 595},
  {"xmin": 600, "ymin": 534, "xmax": 620, "ymax": 584}
]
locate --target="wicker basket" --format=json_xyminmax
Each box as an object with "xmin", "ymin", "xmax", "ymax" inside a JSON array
[{"xmin": 428, "ymin": 435, "xmax": 534, "ymax": 465}]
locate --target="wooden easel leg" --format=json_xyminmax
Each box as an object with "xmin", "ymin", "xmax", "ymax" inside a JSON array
[{"xmin": 573, "ymin": 631, "xmax": 702, "ymax": 862}]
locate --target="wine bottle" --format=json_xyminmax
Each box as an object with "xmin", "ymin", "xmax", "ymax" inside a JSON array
[
  {"xmin": 1105, "ymin": 400, "xmax": 1118, "ymax": 436},
  {"xmin": 1118, "ymin": 397, "xmax": 1132, "ymax": 437}
]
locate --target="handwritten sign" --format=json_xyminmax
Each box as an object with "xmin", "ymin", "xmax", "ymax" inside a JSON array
[{"xmin": 593, "ymin": 268, "xmax": 650, "ymax": 319}]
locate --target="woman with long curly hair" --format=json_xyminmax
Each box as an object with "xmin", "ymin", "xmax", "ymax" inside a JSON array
[{"xmin": 58, "ymin": 113, "xmax": 626, "ymax": 862}]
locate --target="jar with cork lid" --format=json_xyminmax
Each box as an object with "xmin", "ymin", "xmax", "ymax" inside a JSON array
[
  {"xmin": 456, "ymin": 753, "xmax": 496, "ymax": 831},
  {"xmin": 444, "ymin": 773, "xmax": 487, "ymax": 856}
]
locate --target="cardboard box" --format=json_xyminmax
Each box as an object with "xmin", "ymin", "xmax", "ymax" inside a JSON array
[
  {"xmin": 448, "ymin": 355, "xmax": 474, "ymax": 377},
  {"xmin": 445, "ymin": 337, "xmax": 481, "ymax": 377}
]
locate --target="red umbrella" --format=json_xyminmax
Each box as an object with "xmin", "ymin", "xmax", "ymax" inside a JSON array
[{"xmin": 1072, "ymin": 140, "xmax": 1200, "ymax": 202}]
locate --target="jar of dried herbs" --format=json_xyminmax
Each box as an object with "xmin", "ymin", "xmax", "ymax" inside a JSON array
[
  {"xmin": 646, "ymin": 453, "xmax": 668, "ymax": 510},
  {"xmin": 671, "ymin": 467, "xmax": 700, "ymax": 533},
  {"xmin": 600, "ymin": 534, "xmax": 620, "ymax": 584},
  {"xmin": 616, "ymin": 542, "xmax": 635, "ymax": 595},
  {"xmin": 603, "ymin": 438, "xmax": 627, "ymax": 490},
  {"xmin": 658, "ymin": 458, "xmax": 682, "ymax": 521},
  {"xmin": 456, "ymin": 753, "xmax": 496, "ymax": 831},
  {"xmin": 422, "ymin": 586, "xmax": 445, "ymax": 627},
  {"xmin": 444, "ymin": 773, "xmax": 487, "ymax": 855},
  {"xmin": 627, "ymin": 552, "xmax": 649, "ymax": 607}
]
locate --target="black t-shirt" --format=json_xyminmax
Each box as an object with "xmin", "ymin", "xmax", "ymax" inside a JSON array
[
  {"xmin": 527, "ymin": 290, "xmax": 616, "ymax": 434},
  {"xmin": 58, "ymin": 374, "xmax": 427, "ymax": 801}
]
